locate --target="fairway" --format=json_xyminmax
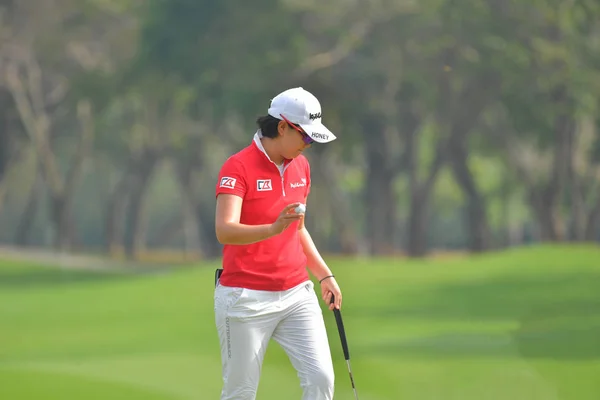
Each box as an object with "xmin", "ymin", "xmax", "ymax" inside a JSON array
[{"xmin": 1, "ymin": 246, "xmax": 599, "ymax": 399}]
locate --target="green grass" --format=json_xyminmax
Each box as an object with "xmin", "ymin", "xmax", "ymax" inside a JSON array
[{"xmin": 1, "ymin": 244, "xmax": 599, "ymax": 399}]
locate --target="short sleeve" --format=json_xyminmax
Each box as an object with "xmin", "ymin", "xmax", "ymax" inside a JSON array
[{"xmin": 216, "ymin": 157, "xmax": 247, "ymax": 199}]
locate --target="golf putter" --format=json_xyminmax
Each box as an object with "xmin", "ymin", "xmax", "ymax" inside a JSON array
[{"xmin": 330, "ymin": 295, "xmax": 359, "ymax": 400}]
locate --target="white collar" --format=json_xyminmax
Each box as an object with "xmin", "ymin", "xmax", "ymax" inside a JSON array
[
  {"xmin": 253, "ymin": 130, "xmax": 265, "ymax": 152},
  {"xmin": 253, "ymin": 130, "xmax": 284, "ymax": 166}
]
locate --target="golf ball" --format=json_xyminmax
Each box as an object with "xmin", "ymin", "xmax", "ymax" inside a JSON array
[{"xmin": 295, "ymin": 204, "xmax": 306, "ymax": 214}]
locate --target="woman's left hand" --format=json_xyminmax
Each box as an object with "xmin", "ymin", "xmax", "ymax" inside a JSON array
[{"xmin": 320, "ymin": 276, "xmax": 342, "ymax": 310}]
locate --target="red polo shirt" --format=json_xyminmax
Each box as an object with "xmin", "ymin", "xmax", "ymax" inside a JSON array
[{"xmin": 215, "ymin": 134, "xmax": 311, "ymax": 291}]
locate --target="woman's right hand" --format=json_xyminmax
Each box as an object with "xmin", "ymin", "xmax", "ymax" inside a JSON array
[{"xmin": 269, "ymin": 203, "xmax": 304, "ymax": 236}]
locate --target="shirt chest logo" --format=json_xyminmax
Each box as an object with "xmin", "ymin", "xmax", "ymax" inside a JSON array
[
  {"xmin": 290, "ymin": 178, "xmax": 307, "ymax": 189},
  {"xmin": 257, "ymin": 179, "xmax": 273, "ymax": 191}
]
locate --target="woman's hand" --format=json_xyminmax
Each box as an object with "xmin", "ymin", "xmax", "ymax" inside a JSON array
[
  {"xmin": 269, "ymin": 202, "xmax": 304, "ymax": 236},
  {"xmin": 320, "ymin": 276, "xmax": 342, "ymax": 310}
]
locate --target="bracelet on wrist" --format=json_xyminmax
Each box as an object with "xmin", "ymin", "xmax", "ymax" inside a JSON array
[{"xmin": 319, "ymin": 275, "xmax": 335, "ymax": 284}]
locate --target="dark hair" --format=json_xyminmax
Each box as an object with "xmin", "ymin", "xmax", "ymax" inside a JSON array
[{"xmin": 256, "ymin": 115, "xmax": 282, "ymax": 139}]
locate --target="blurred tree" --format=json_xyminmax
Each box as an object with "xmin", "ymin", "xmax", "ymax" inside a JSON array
[
  {"xmin": 1, "ymin": 0, "xmax": 599, "ymax": 256},
  {"xmin": 495, "ymin": 0, "xmax": 600, "ymax": 242},
  {"xmin": 0, "ymin": 0, "xmax": 137, "ymax": 250},
  {"xmin": 328, "ymin": 0, "xmax": 506, "ymax": 256},
  {"xmin": 0, "ymin": 89, "xmax": 20, "ymax": 212}
]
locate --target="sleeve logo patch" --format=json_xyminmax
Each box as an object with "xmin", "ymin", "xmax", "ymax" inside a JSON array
[
  {"xmin": 220, "ymin": 177, "xmax": 236, "ymax": 189},
  {"xmin": 257, "ymin": 179, "xmax": 272, "ymax": 191}
]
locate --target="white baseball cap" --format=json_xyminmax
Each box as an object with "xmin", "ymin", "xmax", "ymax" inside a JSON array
[{"xmin": 267, "ymin": 87, "xmax": 337, "ymax": 144}]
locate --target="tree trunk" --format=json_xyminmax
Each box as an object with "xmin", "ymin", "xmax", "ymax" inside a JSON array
[
  {"xmin": 405, "ymin": 48, "xmax": 454, "ymax": 257},
  {"xmin": 175, "ymin": 163, "xmax": 203, "ymax": 258},
  {"xmin": 363, "ymin": 118, "xmax": 398, "ymax": 255},
  {"xmin": 538, "ymin": 88, "xmax": 574, "ymax": 241},
  {"xmin": 406, "ymin": 128, "xmax": 446, "ymax": 257},
  {"xmin": 0, "ymin": 89, "xmax": 14, "ymax": 213},
  {"xmin": 570, "ymin": 173, "xmax": 586, "ymax": 241},
  {"xmin": 584, "ymin": 201, "xmax": 600, "ymax": 241},
  {"xmin": 444, "ymin": 75, "xmax": 500, "ymax": 252},
  {"xmin": 48, "ymin": 188, "xmax": 78, "ymax": 252},
  {"xmin": 517, "ymin": 97, "xmax": 574, "ymax": 242},
  {"xmin": 123, "ymin": 155, "xmax": 158, "ymax": 259},
  {"xmin": 46, "ymin": 100, "xmax": 94, "ymax": 251},
  {"xmin": 50, "ymin": 193, "xmax": 76, "ymax": 251},
  {"xmin": 529, "ymin": 186, "xmax": 560, "ymax": 241},
  {"xmin": 0, "ymin": 167, "xmax": 9, "ymax": 215},
  {"xmin": 5, "ymin": 60, "xmax": 66, "ymax": 203},
  {"xmin": 448, "ymin": 141, "xmax": 491, "ymax": 252},
  {"xmin": 105, "ymin": 171, "xmax": 131, "ymax": 256},
  {"xmin": 407, "ymin": 187, "xmax": 430, "ymax": 257},
  {"xmin": 15, "ymin": 170, "xmax": 43, "ymax": 246},
  {"xmin": 498, "ymin": 176, "xmax": 520, "ymax": 248},
  {"xmin": 365, "ymin": 163, "xmax": 396, "ymax": 255},
  {"xmin": 6, "ymin": 60, "xmax": 93, "ymax": 251}
]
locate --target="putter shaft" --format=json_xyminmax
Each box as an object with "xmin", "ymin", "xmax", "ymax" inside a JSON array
[
  {"xmin": 331, "ymin": 295, "xmax": 359, "ymax": 399},
  {"xmin": 346, "ymin": 359, "xmax": 359, "ymax": 400}
]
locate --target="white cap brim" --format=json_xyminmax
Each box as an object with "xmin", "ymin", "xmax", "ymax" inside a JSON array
[{"xmin": 299, "ymin": 122, "xmax": 337, "ymax": 143}]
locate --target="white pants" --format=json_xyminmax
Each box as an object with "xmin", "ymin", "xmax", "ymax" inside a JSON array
[{"xmin": 214, "ymin": 280, "xmax": 335, "ymax": 400}]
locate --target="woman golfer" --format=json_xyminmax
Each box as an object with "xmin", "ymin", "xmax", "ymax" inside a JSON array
[{"xmin": 214, "ymin": 87, "xmax": 342, "ymax": 400}]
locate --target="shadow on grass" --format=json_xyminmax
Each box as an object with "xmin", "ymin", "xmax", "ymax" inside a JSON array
[
  {"xmin": 357, "ymin": 272, "xmax": 600, "ymax": 361},
  {"xmin": 366, "ymin": 273, "xmax": 600, "ymax": 321},
  {"xmin": 0, "ymin": 269, "xmax": 134, "ymax": 289},
  {"xmin": 512, "ymin": 301, "xmax": 600, "ymax": 360},
  {"xmin": 366, "ymin": 313, "xmax": 600, "ymax": 361}
]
